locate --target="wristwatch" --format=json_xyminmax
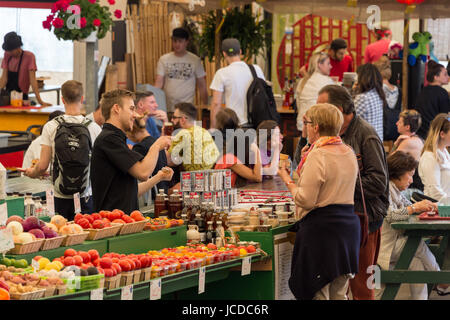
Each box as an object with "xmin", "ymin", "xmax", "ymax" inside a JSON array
[{"xmin": 411, "ymin": 204, "xmax": 416, "ymax": 213}]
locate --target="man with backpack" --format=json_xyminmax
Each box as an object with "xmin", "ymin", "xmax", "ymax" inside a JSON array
[
  {"xmin": 25, "ymin": 80, "xmax": 100, "ymax": 220},
  {"xmin": 210, "ymin": 38, "xmax": 279, "ymax": 129}
]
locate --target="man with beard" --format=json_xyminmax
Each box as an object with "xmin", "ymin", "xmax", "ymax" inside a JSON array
[
  {"xmin": 299, "ymin": 38, "xmax": 354, "ymax": 82},
  {"xmin": 91, "ymin": 89, "xmax": 173, "ymax": 213}
]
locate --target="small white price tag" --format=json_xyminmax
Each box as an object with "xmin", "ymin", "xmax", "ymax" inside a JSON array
[
  {"xmin": 0, "ymin": 228, "xmax": 14, "ymax": 253},
  {"xmin": 90, "ymin": 288, "xmax": 103, "ymax": 300},
  {"xmin": 0, "ymin": 202, "xmax": 7, "ymax": 225},
  {"xmin": 32, "ymin": 259, "xmax": 40, "ymax": 272},
  {"xmin": 121, "ymin": 284, "xmax": 133, "ymax": 300},
  {"xmin": 198, "ymin": 266, "xmax": 205, "ymax": 294},
  {"xmin": 150, "ymin": 279, "xmax": 161, "ymax": 300},
  {"xmin": 73, "ymin": 192, "xmax": 81, "ymax": 214},
  {"xmin": 242, "ymin": 256, "xmax": 252, "ymax": 276},
  {"xmin": 46, "ymin": 187, "xmax": 55, "ymax": 217}
]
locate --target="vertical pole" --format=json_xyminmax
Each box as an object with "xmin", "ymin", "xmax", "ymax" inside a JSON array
[
  {"xmin": 85, "ymin": 40, "xmax": 98, "ymax": 114},
  {"xmin": 402, "ymin": 16, "xmax": 409, "ymax": 110}
]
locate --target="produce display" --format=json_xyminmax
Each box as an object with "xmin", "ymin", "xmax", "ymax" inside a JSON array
[
  {"xmin": 74, "ymin": 209, "xmax": 146, "ymax": 230},
  {"xmin": 144, "ymin": 217, "xmax": 184, "ymax": 231},
  {"xmin": 6, "ymin": 215, "xmax": 62, "ymax": 243}
]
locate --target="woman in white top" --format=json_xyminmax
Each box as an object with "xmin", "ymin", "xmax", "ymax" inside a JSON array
[
  {"xmin": 418, "ymin": 114, "xmax": 450, "ymax": 203},
  {"xmin": 295, "ymin": 52, "xmax": 334, "ymax": 131}
]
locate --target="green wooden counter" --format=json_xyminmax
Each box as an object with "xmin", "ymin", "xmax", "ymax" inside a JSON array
[
  {"xmin": 6, "ymin": 239, "xmax": 109, "ymax": 264},
  {"xmin": 107, "ymin": 226, "xmax": 186, "ymax": 254},
  {"xmin": 380, "ymin": 216, "xmax": 450, "ymax": 300}
]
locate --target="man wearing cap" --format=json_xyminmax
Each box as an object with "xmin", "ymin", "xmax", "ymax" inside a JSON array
[
  {"xmin": 0, "ymin": 31, "xmax": 51, "ymax": 106},
  {"xmin": 210, "ymin": 38, "xmax": 266, "ymax": 128},
  {"xmin": 155, "ymin": 28, "xmax": 208, "ymax": 113}
]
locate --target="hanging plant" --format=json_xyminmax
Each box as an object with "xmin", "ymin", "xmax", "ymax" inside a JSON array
[
  {"xmin": 197, "ymin": 7, "xmax": 271, "ymax": 62},
  {"xmin": 42, "ymin": 0, "xmax": 119, "ymax": 41}
]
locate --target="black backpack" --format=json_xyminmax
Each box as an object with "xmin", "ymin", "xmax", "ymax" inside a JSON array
[
  {"xmin": 246, "ymin": 64, "xmax": 280, "ymax": 128},
  {"xmin": 52, "ymin": 116, "xmax": 92, "ymax": 196}
]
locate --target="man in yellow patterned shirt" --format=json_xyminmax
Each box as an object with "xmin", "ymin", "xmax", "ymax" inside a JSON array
[{"xmin": 167, "ymin": 102, "xmax": 219, "ymax": 171}]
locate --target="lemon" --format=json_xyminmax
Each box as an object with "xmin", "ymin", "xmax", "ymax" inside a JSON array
[
  {"xmin": 38, "ymin": 258, "xmax": 51, "ymax": 270},
  {"xmin": 239, "ymin": 249, "xmax": 248, "ymax": 257},
  {"xmin": 45, "ymin": 262, "xmax": 60, "ymax": 271},
  {"xmin": 53, "ymin": 261, "xmax": 64, "ymax": 271}
]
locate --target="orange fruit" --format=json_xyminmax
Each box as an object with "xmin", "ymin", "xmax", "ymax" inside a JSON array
[{"xmin": 0, "ymin": 288, "xmax": 10, "ymax": 300}]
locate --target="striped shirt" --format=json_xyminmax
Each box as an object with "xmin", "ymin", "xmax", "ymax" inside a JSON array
[{"xmin": 355, "ymin": 88, "xmax": 384, "ymax": 140}]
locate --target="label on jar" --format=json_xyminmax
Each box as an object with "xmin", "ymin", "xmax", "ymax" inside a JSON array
[
  {"xmin": 181, "ymin": 172, "xmax": 192, "ymax": 192},
  {"xmin": 224, "ymin": 170, "xmax": 232, "ymax": 189},
  {"xmin": 214, "ymin": 192, "xmax": 222, "ymax": 210},
  {"xmin": 202, "ymin": 192, "xmax": 213, "ymax": 203},
  {"xmin": 204, "ymin": 171, "xmax": 210, "ymax": 191},
  {"xmin": 223, "ymin": 190, "xmax": 229, "ymax": 210},
  {"xmin": 217, "ymin": 171, "xmax": 223, "ymax": 191},
  {"xmin": 194, "ymin": 172, "xmax": 205, "ymax": 192}
]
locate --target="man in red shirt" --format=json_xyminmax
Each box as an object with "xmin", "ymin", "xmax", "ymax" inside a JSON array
[{"xmin": 299, "ymin": 38, "xmax": 354, "ymax": 81}]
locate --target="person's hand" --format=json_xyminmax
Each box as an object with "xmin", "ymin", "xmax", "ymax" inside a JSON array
[
  {"xmin": 394, "ymin": 135, "xmax": 410, "ymax": 147},
  {"xmin": 24, "ymin": 167, "xmax": 34, "ymax": 178},
  {"xmin": 39, "ymin": 101, "xmax": 52, "ymax": 107},
  {"xmin": 158, "ymin": 167, "xmax": 174, "ymax": 181},
  {"xmin": 153, "ymin": 110, "xmax": 168, "ymax": 123},
  {"xmin": 413, "ymin": 200, "xmax": 436, "ymax": 213},
  {"xmin": 154, "ymin": 136, "xmax": 172, "ymax": 150}
]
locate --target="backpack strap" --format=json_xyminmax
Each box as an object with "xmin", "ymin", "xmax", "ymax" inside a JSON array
[
  {"xmin": 54, "ymin": 115, "xmax": 65, "ymax": 125},
  {"xmin": 247, "ymin": 64, "xmax": 257, "ymax": 80},
  {"xmin": 82, "ymin": 118, "xmax": 92, "ymax": 127}
]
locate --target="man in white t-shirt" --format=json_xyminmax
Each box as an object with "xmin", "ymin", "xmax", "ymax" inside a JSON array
[
  {"xmin": 210, "ymin": 38, "xmax": 266, "ymax": 128},
  {"xmin": 25, "ymin": 80, "xmax": 100, "ymax": 220},
  {"xmin": 86, "ymin": 104, "xmax": 104, "ymax": 128},
  {"xmin": 154, "ymin": 28, "xmax": 208, "ymax": 113}
]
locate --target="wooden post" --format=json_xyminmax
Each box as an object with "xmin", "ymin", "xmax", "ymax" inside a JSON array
[
  {"xmin": 214, "ymin": 9, "xmax": 223, "ymax": 72},
  {"xmin": 402, "ymin": 16, "xmax": 409, "ymax": 110},
  {"xmin": 85, "ymin": 40, "xmax": 98, "ymax": 113}
]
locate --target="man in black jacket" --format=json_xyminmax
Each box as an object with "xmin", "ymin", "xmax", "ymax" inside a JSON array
[{"xmin": 317, "ymin": 85, "xmax": 389, "ymax": 300}]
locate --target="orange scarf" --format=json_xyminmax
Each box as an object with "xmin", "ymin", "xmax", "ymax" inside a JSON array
[{"xmin": 296, "ymin": 136, "xmax": 343, "ymax": 176}]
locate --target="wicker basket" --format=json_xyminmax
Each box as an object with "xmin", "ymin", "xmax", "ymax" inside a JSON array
[
  {"xmin": 117, "ymin": 220, "xmax": 147, "ymax": 235},
  {"xmin": 104, "ymin": 274, "xmax": 121, "ymax": 290},
  {"xmin": 40, "ymin": 236, "xmax": 66, "ymax": 251},
  {"xmin": 140, "ymin": 267, "xmax": 152, "ymax": 282},
  {"xmin": 10, "ymin": 288, "xmax": 46, "ymax": 300},
  {"xmin": 40, "ymin": 286, "xmax": 56, "ymax": 298},
  {"xmin": 8, "ymin": 239, "xmax": 44, "ymax": 255},
  {"xmin": 120, "ymin": 271, "xmax": 134, "ymax": 287},
  {"xmin": 86, "ymin": 224, "xmax": 122, "ymax": 241},
  {"xmin": 61, "ymin": 232, "xmax": 89, "ymax": 247},
  {"xmin": 132, "ymin": 269, "xmax": 142, "ymax": 284},
  {"xmin": 56, "ymin": 285, "xmax": 67, "ymax": 296}
]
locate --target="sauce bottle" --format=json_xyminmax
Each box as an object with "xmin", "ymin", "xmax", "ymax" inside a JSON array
[
  {"xmin": 154, "ymin": 189, "xmax": 167, "ymax": 218},
  {"xmin": 169, "ymin": 190, "xmax": 183, "ymax": 219}
]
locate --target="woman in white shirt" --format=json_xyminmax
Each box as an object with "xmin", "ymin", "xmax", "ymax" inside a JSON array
[
  {"xmin": 418, "ymin": 114, "xmax": 450, "ymax": 203},
  {"xmin": 293, "ymin": 52, "xmax": 333, "ymax": 167}
]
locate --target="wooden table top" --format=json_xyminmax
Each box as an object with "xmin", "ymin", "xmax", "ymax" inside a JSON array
[{"xmin": 0, "ymin": 105, "xmax": 65, "ymax": 114}]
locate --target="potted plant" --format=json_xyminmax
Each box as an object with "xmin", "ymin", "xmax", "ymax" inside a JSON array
[
  {"xmin": 42, "ymin": 0, "xmax": 122, "ymax": 42},
  {"xmin": 196, "ymin": 7, "xmax": 271, "ymax": 62}
]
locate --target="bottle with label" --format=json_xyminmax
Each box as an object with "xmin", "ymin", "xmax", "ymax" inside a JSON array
[
  {"xmin": 169, "ymin": 191, "xmax": 183, "ymax": 219},
  {"xmin": 206, "ymin": 221, "xmax": 216, "ymax": 244},
  {"xmin": 154, "ymin": 190, "xmax": 167, "ymax": 218},
  {"xmin": 34, "ymin": 197, "xmax": 43, "ymax": 218},
  {"xmin": 194, "ymin": 213, "xmax": 206, "ymax": 243},
  {"xmin": 215, "ymin": 220, "xmax": 224, "ymax": 243},
  {"xmin": 24, "ymin": 193, "xmax": 35, "ymax": 218},
  {"xmin": 41, "ymin": 200, "xmax": 48, "ymax": 217}
]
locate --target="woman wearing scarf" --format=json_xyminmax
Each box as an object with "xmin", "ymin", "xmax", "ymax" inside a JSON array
[{"xmin": 278, "ymin": 103, "xmax": 361, "ymax": 300}]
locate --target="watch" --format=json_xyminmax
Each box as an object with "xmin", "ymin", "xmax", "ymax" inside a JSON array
[{"xmin": 411, "ymin": 204, "xmax": 415, "ymax": 213}]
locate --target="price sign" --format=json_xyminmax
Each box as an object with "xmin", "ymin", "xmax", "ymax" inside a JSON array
[
  {"xmin": 0, "ymin": 228, "xmax": 14, "ymax": 253},
  {"xmin": 73, "ymin": 193, "xmax": 81, "ymax": 214},
  {"xmin": 198, "ymin": 266, "xmax": 205, "ymax": 294},
  {"xmin": 32, "ymin": 259, "xmax": 40, "ymax": 272},
  {"xmin": 0, "ymin": 202, "xmax": 7, "ymax": 225},
  {"xmin": 90, "ymin": 288, "xmax": 103, "ymax": 300},
  {"xmin": 46, "ymin": 187, "xmax": 55, "ymax": 217},
  {"xmin": 121, "ymin": 284, "xmax": 133, "ymax": 300},
  {"xmin": 242, "ymin": 256, "xmax": 252, "ymax": 276},
  {"xmin": 149, "ymin": 279, "xmax": 162, "ymax": 300}
]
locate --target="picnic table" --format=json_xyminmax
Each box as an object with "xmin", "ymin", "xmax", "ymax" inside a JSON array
[{"xmin": 380, "ymin": 216, "xmax": 450, "ymax": 300}]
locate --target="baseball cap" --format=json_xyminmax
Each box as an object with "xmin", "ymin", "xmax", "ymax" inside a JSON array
[
  {"xmin": 2, "ymin": 32, "xmax": 23, "ymax": 51},
  {"xmin": 172, "ymin": 28, "xmax": 189, "ymax": 40},
  {"xmin": 222, "ymin": 38, "xmax": 240, "ymax": 55}
]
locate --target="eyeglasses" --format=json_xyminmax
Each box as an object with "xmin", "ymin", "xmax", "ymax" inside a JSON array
[
  {"xmin": 303, "ymin": 120, "xmax": 313, "ymax": 126},
  {"xmin": 172, "ymin": 115, "xmax": 184, "ymax": 120}
]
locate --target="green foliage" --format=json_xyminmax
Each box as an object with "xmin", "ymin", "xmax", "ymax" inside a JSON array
[
  {"xmin": 197, "ymin": 7, "xmax": 271, "ymax": 62},
  {"xmin": 49, "ymin": 0, "xmax": 113, "ymax": 41}
]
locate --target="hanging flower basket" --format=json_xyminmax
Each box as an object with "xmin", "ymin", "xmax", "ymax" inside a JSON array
[{"xmin": 42, "ymin": 0, "xmax": 122, "ymax": 42}]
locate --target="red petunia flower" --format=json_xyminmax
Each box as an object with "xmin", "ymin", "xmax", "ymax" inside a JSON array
[
  {"xmin": 93, "ymin": 19, "xmax": 101, "ymax": 27},
  {"xmin": 114, "ymin": 10, "xmax": 122, "ymax": 19},
  {"xmin": 79, "ymin": 17, "xmax": 87, "ymax": 28},
  {"xmin": 43, "ymin": 20, "xmax": 52, "ymax": 30},
  {"xmin": 46, "ymin": 14, "xmax": 54, "ymax": 23},
  {"xmin": 60, "ymin": 0, "xmax": 70, "ymax": 11},
  {"xmin": 51, "ymin": 3, "xmax": 58, "ymax": 13},
  {"xmin": 108, "ymin": 0, "xmax": 115, "ymax": 4},
  {"xmin": 52, "ymin": 18, "xmax": 65, "ymax": 29}
]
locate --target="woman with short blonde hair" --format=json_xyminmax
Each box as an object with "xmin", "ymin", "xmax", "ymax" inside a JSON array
[
  {"xmin": 419, "ymin": 113, "xmax": 450, "ymax": 202},
  {"xmin": 279, "ymin": 103, "xmax": 360, "ymax": 300}
]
